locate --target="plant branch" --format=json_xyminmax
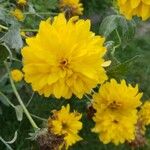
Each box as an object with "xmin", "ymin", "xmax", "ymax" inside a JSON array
[{"xmin": 4, "ymin": 61, "xmax": 39, "ymax": 130}]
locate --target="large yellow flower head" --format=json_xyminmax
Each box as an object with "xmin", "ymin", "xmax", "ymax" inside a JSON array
[
  {"xmin": 48, "ymin": 104, "xmax": 82, "ymax": 148},
  {"xmin": 59, "ymin": 0, "xmax": 83, "ymax": 15},
  {"xmin": 118, "ymin": 0, "xmax": 150, "ymax": 20},
  {"xmin": 92, "ymin": 79, "xmax": 142, "ymax": 145},
  {"xmin": 138, "ymin": 101, "xmax": 150, "ymax": 126},
  {"xmin": 22, "ymin": 13, "xmax": 107, "ymax": 99},
  {"xmin": 11, "ymin": 69, "xmax": 24, "ymax": 82}
]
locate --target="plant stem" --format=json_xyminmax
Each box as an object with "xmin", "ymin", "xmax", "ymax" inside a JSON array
[
  {"xmin": 4, "ymin": 61, "xmax": 39, "ymax": 130},
  {"xmin": 0, "ymin": 24, "xmax": 8, "ymax": 30},
  {"xmin": 21, "ymin": 29, "xmax": 38, "ymax": 32},
  {"xmin": 0, "ymin": 24, "xmax": 37, "ymax": 32}
]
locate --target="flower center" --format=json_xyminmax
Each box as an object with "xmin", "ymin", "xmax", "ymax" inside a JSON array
[
  {"xmin": 59, "ymin": 58, "xmax": 68, "ymax": 69},
  {"xmin": 108, "ymin": 101, "xmax": 122, "ymax": 110},
  {"xmin": 113, "ymin": 120, "xmax": 119, "ymax": 124},
  {"xmin": 62, "ymin": 122, "xmax": 68, "ymax": 130}
]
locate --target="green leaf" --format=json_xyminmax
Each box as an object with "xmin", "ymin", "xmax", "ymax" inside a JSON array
[
  {"xmin": 0, "ymin": 8, "xmax": 15, "ymax": 25},
  {"xmin": 0, "ymin": 91, "xmax": 10, "ymax": 106},
  {"xmin": 15, "ymin": 105, "xmax": 23, "ymax": 121},
  {"xmin": 99, "ymin": 15, "xmax": 136, "ymax": 41},
  {"xmin": 107, "ymin": 55, "xmax": 141, "ymax": 78},
  {"xmin": 1, "ymin": 25, "xmax": 23, "ymax": 51},
  {"xmin": 0, "ymin": 44, "xmax": 9, "ymax": 63}
]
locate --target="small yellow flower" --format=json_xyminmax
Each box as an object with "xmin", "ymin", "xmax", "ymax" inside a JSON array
[
  {"xmin": 138, "ymin": 101, "xmax": 150, "ymax": 126},
  {"xmin": 17, "ymin": 0, "xmax": 27, "ymax": 6},
  {"xmin": 11, "ymin": 8, "xmax": 24, "ymax": 21},
  {"xmin": 22, "ymin": 13, "xmax": 107, "ymax": 99},
  {"xmin": 11, "ymin": 69, "xmax": 24, "ymax": 82},
  {"xmin": 48, "ymin": 104, "xmax": 82, "ymax": 149},
  {"xmin": 117, "ymin": 0, "xmax": 150, "ymax": 20},
  {"xmin": 59, "ymin": 0, "xmax": 83, "ymax": 16},
  {"xmin": 92, "ymin": 79, "xmax": 142, "ymax": 145}
]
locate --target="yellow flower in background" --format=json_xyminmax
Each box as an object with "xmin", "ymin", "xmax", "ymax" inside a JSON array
[
  {"xmin": 118, "ymin": 0, "xmax": 150, "ymax": 20},
  {"xmin": 92, "ymin": 79, "xmax": 142, "ymax": 145},
  {"xmin": 48, "ymin": 104, "xmax": 82, "ymax": 149},
  {"xmin": 11, "ymin": 8, "xmax": 24, "ymax": 21},
  {"xmin": 59, "ymin": 0, "xmax": 83, "ymax": 15},
  {"xmin": 138, "ymin": 101, "xmax": 150, "ymax": 126},
  {"xmin": 11, "ymin": 69, "xmax": 24, "ymax": 82},
  {"xmin": 22, "ymin": 13, "xmax": 107, "ymax": 99},
  {"xmin": 17, "ymin": 0, "xmax": 27, "ymax": 6}
]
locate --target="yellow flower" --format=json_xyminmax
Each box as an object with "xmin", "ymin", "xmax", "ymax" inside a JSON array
[
  {"xmin": 117, "ymin": 0, "xmax": 150, "ymax": 20},
  {"xmin": 11, "ymin": 69, "xmax": 24, "ymax": 82},
  {"xmin": 92, "ymin": 79, "xmax": 142, "ymax": 145},
  {"xmin": 138, "ymin": 101, "xmax": 150, "ymax": 126},
  {"xmin": 11, "ymin": 8, "xmax": 24, "ymax": 21},
  {"xmin": 17, "ymin": 0, "xmax": 27, "ymax": 6},
  {"xmin": 22, "ymin": 13, "xmax": 107, "ymax": 99},
  {"xmin": 59, "ymin": 0, "xmax": 83, "ymax": 15},
  {"xmin": 48, "ymin": 104, "xmax": 82, "ymax": 149}
]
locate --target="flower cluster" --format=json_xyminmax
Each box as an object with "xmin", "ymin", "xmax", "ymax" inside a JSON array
[
  {"xmin": 59, "ymin": 0, "xmax": 83, "ymax": 16},
  {"xmin": 92, "ymin": 79, "xmax": 142, "ymax": 145},
  {"xmin": 16, "ymin": 0, "xmax": 150, "ymax": 149},
  {"xmin": 118, "ymin": 0, "xmax": 150, "ymax": 20},
  {"xmin": 48, "ymin": 104, "xmax": 82, "ymax": 149}
]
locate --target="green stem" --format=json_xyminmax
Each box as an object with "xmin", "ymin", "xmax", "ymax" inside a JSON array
[
  {"xmin": 4, "ymin": 61, "xmax": 39, "ymax": 130},
  {"xmin": 0, "ymin": 24, "xmax": 8, "ymax": 30},
  {"xmin": 31, "ymin": 114, "xmax": 47, "ymax": 122},
  {"xmin": 24, "ymin": 12, "xmax": 58, "ymax": 15},
  {"xmin": 21, "ymin": 29, "xmax": 38, "ymax": 32},
  {"xmin": 85, "ymin": 94, "xmax": 92, "ymax": 102},
  {"xmin": 115, "ymin": 29, "xmax": 121, "ymax": 45},
  {"xmin": 0, "ymin": 24, "xmax": 37, "ymax": 32}
]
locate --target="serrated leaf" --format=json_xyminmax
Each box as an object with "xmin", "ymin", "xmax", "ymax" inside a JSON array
[
  {"xmin": 0, "ymin": 44, "xmax": 9, "ymax": 63},
  {"xmin": 15, "ymin": 105, "xmax": 23, "ymax": 121},
  {"xmin": 1, "ymin": 25, "xmax": 23, "ymax": 51},
  {"xmin": 99, "ymin": 15, "xmax": 136, "ymax": 41}
]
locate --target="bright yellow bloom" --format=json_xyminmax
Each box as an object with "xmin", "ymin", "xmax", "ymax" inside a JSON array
[
  {"xmin": 118, "ymin": 0, "xmax": 150, "ymax": 20},
  {"xmin": 92, "ymin": 79, "xmax": 142, "ymax": 145},
  {"xmin": 17, "ymin": 0, "xmax": 27, "ymax": 5},
  {"xmin": 138, "ymin": 101, "xmax": 150, "ymax": 126},
  {"xmin": 59, "ymin": 0, "xmax": 83, "ymax": 15},
  {"xmin": 11, "ymin": 69, "xmax": 23, "ymax": 82},
  {"xmin": 22, "ymin": 13, "xmax": 107, "ymax": 99},
  {"xmin": 48, "ymin": 104, "xmax": 82, "ymax": 149},
  {"xmin": 11, "ymin": 8, "xmax": 24, "ymax": 21}
]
